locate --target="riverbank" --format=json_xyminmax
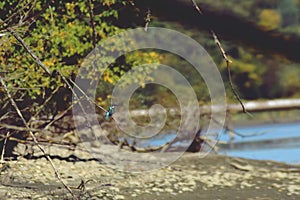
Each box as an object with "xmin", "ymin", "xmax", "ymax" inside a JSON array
[{"xmin": 1, "ymin": 144, "xmax": 300, "ymax": 199}]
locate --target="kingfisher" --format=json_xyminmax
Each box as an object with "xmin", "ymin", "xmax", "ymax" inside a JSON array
[{"xmin": 105, "ymin": 105, "xmax": 116, "ymax": 119}]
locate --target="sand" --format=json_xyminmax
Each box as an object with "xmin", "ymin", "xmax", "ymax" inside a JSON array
[{"xmin": 0, "ymin": 144, "xmax": 300, "ymax": 199}]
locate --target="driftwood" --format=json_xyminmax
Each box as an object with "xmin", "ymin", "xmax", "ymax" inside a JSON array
[
  {"xmin": 227, "ymin": 98, "xmax": 300, "ymax": 113},
  {"xmin": 127, "ymin": 98, "xmax": 300, "ymax": 117}
]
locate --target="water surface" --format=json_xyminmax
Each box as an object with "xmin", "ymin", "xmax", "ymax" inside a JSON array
[{"xmin": 219, "ymin": 122, "xmax": 300, "ymax": 164}]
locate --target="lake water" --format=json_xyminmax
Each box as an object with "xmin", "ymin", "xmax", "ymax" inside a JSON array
[
  {"xmin": 142, "ymin": 122, "xmax": 300, "ymax": 164},
  {"xmin": 219, "ymin": 122, "xmax": 300, "ymax": 164}
]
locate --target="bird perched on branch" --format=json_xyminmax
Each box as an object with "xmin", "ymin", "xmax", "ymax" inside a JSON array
[{"xmin": 105, "ymin": 105, "xmax": 116, "ymax": 119}]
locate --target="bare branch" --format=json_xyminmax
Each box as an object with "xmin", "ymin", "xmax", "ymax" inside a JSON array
[
  {"xmin": 87, "ymin": 0, "xmax": 97, "ymax": 48},
  {"xmin": 67, "ymin": 77, "xmax": 107, "ymax": 113},
  {"xmin": 43, "ymin": 103, "xmax": 73, "ymax": 130},
  {"xmin": 191, "ymin": 0, "xmax": 203, "ymax": 14},
  {"xmin": 0, "ymin": 131, "xmax": 10, "ymax": 163},
  {"xmin": 29, "ymin": 84, "xmax": 61, "ymax": 122},
  {"xmin": 3, "ymin": 16, "xmax": 107, "ymax": 143},
  {"xmin": 2, "ymin": 18, "xmax": 108, "ymax": 115},
  {"xmin": 144, "ymin": 8, "xmax": 151, "ymax": 32},
  {"xmin": 190, "ymin": 0, "xmax": 249, "ymax": 114},
  {"xmin": 0, "ymin": 123, "xmax": 41, "ymax": 132},
  {"xmin": 0, "ymin": 76, "xmax": 77, "ymax": 200},
  {"xmin": 226, "ymin": 60, "xmax": 253, "ymax": 116},
  {"xmin": 1, "ymin": 19, "xmax": 51, "ymax": 75},
  {"xmin": 0, "ymin": 1, "xmax": 33, "ymax": 26},
  {"xmin": 210, "ymin": 116, "xmax": 267, "ymax": 138}
]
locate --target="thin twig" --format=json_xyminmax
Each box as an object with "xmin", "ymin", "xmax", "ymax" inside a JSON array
[
  {"xmin": 0, "ymin": 86, "xmax": 43, "ymax": 90},
  {"xmin": 44, "ymin": 103, "xmax": 73, "ymax": 130},
  {"xmin": 67, "ymin": 77, "xmax": 107, "ymax": 113},
  {"xmin": 87, "ymin": 0, "xmax": 97, "ymax": 48},
  {"xmin": 0, "ymin": 131, "xmax": 10, "ymax": 163},
  {"xmin": 5, "ymin": 19, "xmax": 107, "ymax": 154},
  {"xmin": 58, "ymin": 70, "xmax": 100, "ymax": 141},
  {"xmin": 0, "ymin": 111, "xmax": 10, "ymax": 122},
  {"xmin": 191, "ymin": 0, "xmax": 203, "ymax": 14},
  {"xmin": 190, "ymin": 0, "xmax": 249, "ymax": 114},
  {"xmin": 225, "ymin": 60, "xmax": 245, "ymax": 112},
  {"xmin": 29, "ymin": 84, "xmax": 61, "ymax": 123},
  {"xmin": 211, "ymin": 30, "xmax": 232, "ymax": 64},
  {"xmin": 210, "ymin": 116, "xmax": 267, "ymax": 138},
  {"xmin": 5, "ymin": 17, "xmax": 107, "ymax": 125},
  {"xmin": 3, "ymin": 20, "xmax": 51, "ymax": 75},
  {"xmin": 226, "ymin": 62, "xmax": 253, "ymax": 117},
  {"xmin": 0, "ymin": 76, "xmax": 78, "ymax": 200},
  {"xmin": 5, "ymin": 18, "xmax": 108, "ymax": 114},
  {"xmin": 0, "ymin": 1, "xmax": 33, "ymax": 26},
  {"xmin": 0, "ymin": 131, "xmax": 15, "ymax": 142},
  {"xmin": 0, "ymin": 123, "xmax": 41, "ymax": 132},
  {"xmin": 144, "ymin": 8, "xmax": 151, "ymax": 32}
]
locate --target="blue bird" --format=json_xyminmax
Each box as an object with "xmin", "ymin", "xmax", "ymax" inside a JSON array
[{"xmin": 105, "ymin": 105, "xmax": 116, "ymax": 119}]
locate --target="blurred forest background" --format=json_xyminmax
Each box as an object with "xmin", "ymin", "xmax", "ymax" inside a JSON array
[
  {"xmin": 148, "ymin": 0, "xmax": 300, "ymax": 101},
  {"xmin": 1, "ymin": 0, "xmax": 300, "ymax": 155}
]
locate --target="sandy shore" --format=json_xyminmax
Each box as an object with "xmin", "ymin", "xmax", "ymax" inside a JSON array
[{"xmin": 1, "ymin": 144, "xmax": 300, "ymax": 199}]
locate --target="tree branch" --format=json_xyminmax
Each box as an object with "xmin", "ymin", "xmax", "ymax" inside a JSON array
[
  {"xmin": 0, "ymin": 76, "xmax": 77, "ymax": 199},
  {"xmin": 0, "ymin": 131, "xmax": 10, "ymax": 163},
  {"xmin": 190, "ymin": 0, "xmax": 249, "ymax": 114},
  {"xmin": 87, "ymin": 0, "xmax": 97, "ymax": 48},
  {"xmin": 2, "ymin": 22, "xmax": 51, "ymax": 75}
]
